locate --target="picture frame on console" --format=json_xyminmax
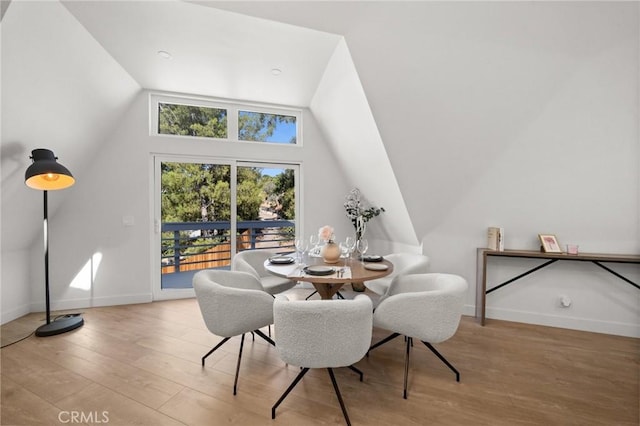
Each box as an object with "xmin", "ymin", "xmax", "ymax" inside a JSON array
[{"xmin": 539, "ymin": 234, "xmax": 562, "ymax": 253}]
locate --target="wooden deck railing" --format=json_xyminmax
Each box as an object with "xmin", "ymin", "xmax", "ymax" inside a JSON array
[{"xmin": 161, "ymin": 220, "xmax": 295, "ymax": 274}]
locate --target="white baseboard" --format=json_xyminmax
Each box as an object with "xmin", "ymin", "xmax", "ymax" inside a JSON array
[
  {"xmin": 1, "ymin": 303, "xmax": 31, "ymax": 325},
  {"xmin": 28, "ymin": 293, "xmax": 153, "ymax": 313},
  {"xmin": 464, "ymin": 304, "xmax": 640, "ymax": 338}
]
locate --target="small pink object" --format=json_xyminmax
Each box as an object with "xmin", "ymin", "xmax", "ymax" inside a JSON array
[{"xmin": 566, "ymin": 244, "xmax": 579, "ymax": 255}]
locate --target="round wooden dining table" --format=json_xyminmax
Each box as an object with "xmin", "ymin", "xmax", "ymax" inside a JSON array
[{"xmin": 264, "ymin": 256, "xmax": 393, "ymax": 300}]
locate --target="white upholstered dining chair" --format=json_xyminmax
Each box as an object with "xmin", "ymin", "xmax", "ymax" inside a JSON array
[
  {"xmin": 368, "ymin": 273, "xmax": 468, "ymax": 398},
  {"xmin": 364, "ymin": 253, "xmax": 430, "ymax": 296},
  {"xmin": 232, "ymin": 249, "xmax": 296, "ymax": 295},
  {"xmin": 193, "ymin": 269, "xmax": 275, "ymax": 395},
  {"xmin": 271, "ymin": 295, "xmax": 373, "ymax": 426}
]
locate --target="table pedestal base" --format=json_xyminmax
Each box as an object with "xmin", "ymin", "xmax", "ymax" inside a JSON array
[{"xmin": 312, "ymin": 283, "xmax": 345, "ymax": 300}]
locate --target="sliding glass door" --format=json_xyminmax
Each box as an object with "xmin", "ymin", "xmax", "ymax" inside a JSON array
[{"xmin": 153, "ymin": 156, "xmax": 299, "ymax": 299}]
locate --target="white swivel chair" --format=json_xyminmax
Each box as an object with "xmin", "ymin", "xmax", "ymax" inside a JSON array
[
  {"xmin": 232, "ymin": 249, "xmax": 296, "ymax": 295},
  {"xmin": 193, "ymin": 269, "xmax": 275, "ymax": 395},
  {"xmin": 368, "ymin": 273, "xmax": 468, "ymax": 399},
  {"xmin": 364, "ymin": 253, "xmax": 430, "ymax": 296},
  {"xmin": 271, "ymin": 295, "xmax": 373, "ymax": 426}
]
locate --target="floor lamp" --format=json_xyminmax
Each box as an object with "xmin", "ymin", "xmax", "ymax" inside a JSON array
[{"xmin": 25, "ymin": 148, "xmax": 84, "ymax": 337}]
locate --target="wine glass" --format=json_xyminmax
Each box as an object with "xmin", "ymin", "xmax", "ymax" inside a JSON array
[
  {"xmin": 345, "ymin": 236, "xmax": 355, "ymax": 253},
  {"xmin": 309, "ymin": 235, "xmax": 319, "ymax": 256},
  {"xmin": 339, "ymin": 241, "xmax": 350, "ymax": 260},
  {"xmin": 356, "ymin": 238, "xmax": 369, "ymax": 262},
  {"xmin": 345, "ymin": 236, "xmax": 356, "ymax": 263},
  {"xmin": 295, "ymin": 238, "xmax": 307, "ymax": 263}
]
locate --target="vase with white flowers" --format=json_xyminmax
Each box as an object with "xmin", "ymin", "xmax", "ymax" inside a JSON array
[
  {"xmin": 318, "ymin": 225, "xmax": 341, "ymax": 264},
  {"xmin": 344, "ymin": 188, "xmax": 385, "ymax": 243}
]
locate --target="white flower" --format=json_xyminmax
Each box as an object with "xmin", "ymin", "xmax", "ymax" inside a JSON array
[
  {"xmin": 344, "ymin": 188, "xmax": 385, "ymax": 229},
  {"xmin": 318, "ymin": 225, "xmax": 334, "ymax": 242}
]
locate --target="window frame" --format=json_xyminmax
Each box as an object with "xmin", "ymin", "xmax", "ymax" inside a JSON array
[
  {"xmin": 150, "ymin": 94, "xmax": 303, "ymax": 146},
  {"xmin": 152, "ymin": 155, "xmax": 302, "ymax": 301}
]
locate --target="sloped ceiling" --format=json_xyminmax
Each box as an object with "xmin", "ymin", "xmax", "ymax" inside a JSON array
[
  {"xmin": 1, "ymin": 0, "xmax": 140, "ymax": 251},
  {"xmin": 62, "ymin": 0, "xmax": 341, "ymax": 107},
  {"xmin": 1, "ymin": 0, "xmax": 345, "ymax": 251},
  {"xmin": 210, "ymin": 1, "xmax": 639, "ymax": 240},
  {"xmin": 5, "ymin": 1, "xmax": 631, "ymax": 254}
]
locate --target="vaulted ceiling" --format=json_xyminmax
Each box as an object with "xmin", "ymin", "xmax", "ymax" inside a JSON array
[
  {"xmin": 3, "ymin": 1, "xmax": 636, "ymax": 253},
  {"xmin": 2, "ymin": 0, "xmax": 415, "ymax": 251},
  {"xmin": 63, "ymin": 1, "xmax": 342, "ymax": 107}
]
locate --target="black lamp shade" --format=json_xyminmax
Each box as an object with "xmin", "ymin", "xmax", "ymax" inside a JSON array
[{"xmin": 25, "ymin": 149, "xmax": 75, "ymax": 190}]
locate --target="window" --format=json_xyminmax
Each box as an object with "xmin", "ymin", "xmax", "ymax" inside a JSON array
[
  {"xmin": 151, "ymin": 94, "xmax": 303, "ymax": 299},
  {"xmin": 157, "ymin": 159, "xmax": 299, "ymax": 292},
  {"xmin": 238, "ymin": 111, "xmax": 297, "ymax": 144},
  {"xmin": 158, "ymin": 103, "xmax": 227, "ymax": 138},
  {"xmin": 151, "ymin": 95, "xmax": 301, "ymax": 145}
]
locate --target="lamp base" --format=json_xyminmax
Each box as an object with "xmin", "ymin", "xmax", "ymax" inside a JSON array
[{"xmin": 35, "ymin": 314, "xmax": 84, "ymax": 337}]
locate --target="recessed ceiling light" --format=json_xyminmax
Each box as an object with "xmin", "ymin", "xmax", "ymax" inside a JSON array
[
  {"xmin": 271, "ymin": 68, "xmax": 282, "ymax": 76},
  {"xmin": 157, "ymin": 50, "xmax": 173, "ymax": 60}
]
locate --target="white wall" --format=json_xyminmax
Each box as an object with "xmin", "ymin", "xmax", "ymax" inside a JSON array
[
  {"xmin": 2, "ymin": 1, "xmax": 638, "ymax": 338},
  {"xmin": 20, "ymin": 91, "xmax": 351, "ymax": 314},
  {"xmin": 0, "ymin": 249, "xmax": 31, "ymax": 323},
  {"xmin": 1, "ymin": 0, "xmax": 140, "ymax": 323},
  {"xmin": 26, "ymin": 95, "xmax": 154, "ymax": 312},
  {"xmin": 310, "ymin": 39, "xmax": 418, "ymax": 252},
  {"xmin": 342, "ymin": 2, "xmax": 640, "ymax": 336}
]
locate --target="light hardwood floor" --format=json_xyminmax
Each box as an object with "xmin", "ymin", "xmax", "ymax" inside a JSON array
[{"xmin": 1, "ymin": 287, "xmax": 638, "ymax": 426}]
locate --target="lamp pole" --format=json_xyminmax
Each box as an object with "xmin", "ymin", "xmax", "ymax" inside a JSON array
[
  {"xmin": 43, "ymin": 190, "xmax": 50, "ymax": 324},
  {"xmin": 25, "ymin": 148, "xmax": 84, "ymax": 337}
]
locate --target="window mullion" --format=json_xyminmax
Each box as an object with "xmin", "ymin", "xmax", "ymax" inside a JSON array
[
  {"xmin": 230, "ymin": 161, "xmax": 238, "ymax": 256},
  {"xmin": 227, "ymin": 108, "xmax": 239, "ymax": 142}
]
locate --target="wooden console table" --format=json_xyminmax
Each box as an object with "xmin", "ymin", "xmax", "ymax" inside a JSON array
[{"xmin": 475, "ymin": 248, "xmax": 640, "ymax": 325}]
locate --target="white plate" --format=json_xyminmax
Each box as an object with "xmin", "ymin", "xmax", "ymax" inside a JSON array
[
  {"xmin": 269, "ymin": 256, "xmax": 295, "ymax": 264},
  {"xmin": 364, "ymin": 263, "xmax": 389, "ymax": 271},
  {"xmin": 304, "ymin": 265, "xmax": 335, "ymax": 276},
  {"xmin": 361, "ymin": 255, "xmax": 383, "ymax": 262}
]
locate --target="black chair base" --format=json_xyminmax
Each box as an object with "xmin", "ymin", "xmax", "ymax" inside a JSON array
[
  {"xmin": 202, "ymin": 328, "xmax": 275, "ymax": 395},
  {"xmin": 368, "ymin": 332, "xmax": 460, "ymax": 399},
  {"xmin": 305, "ymin": 291, "xmax": 345, "ymax": 300},
  {"xmin": 272, "ymin": 366, "xmax": 362, "ymax": 425}
]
